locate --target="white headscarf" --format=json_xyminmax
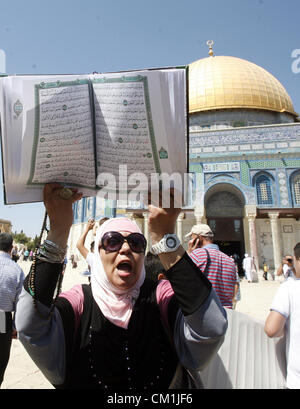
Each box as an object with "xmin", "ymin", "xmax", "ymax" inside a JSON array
[{"xmin": 90, "ymin": 218, "xmax": 146, "ymax": 329}]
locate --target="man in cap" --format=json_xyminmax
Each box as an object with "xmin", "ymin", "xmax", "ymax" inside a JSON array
[{"xmin": 186, "ymin": 224, "xmax": 237, "ymax": 309}]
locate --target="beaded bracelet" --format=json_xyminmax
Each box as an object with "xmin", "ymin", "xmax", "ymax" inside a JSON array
[
  {"xmin": 28, "ymin": 211, "xmax": 65, "ymax": 317},
  {"xmin": 37, "ymin": 239, "xmax": 67, "ymax": 264}
]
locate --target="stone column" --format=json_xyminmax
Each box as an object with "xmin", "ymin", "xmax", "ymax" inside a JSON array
[
  {"xmin": 244, "ymin": 206, "xmax": 259, "ymax": 280},
  {"xmin": 194, "ymin": 205, "xmax": 206, "ymax": 224},
  {"xmin": 268, "ymin": 212, "xmax": 282, "ymax": 271},
  {"xmin": 176, "ymin": 212, "xmax": 185, "ymax": 244},
  {"xmin": 142, "ymin": 212, "xmax": 150, "ymax": 252},
  {"xmin": 248, "ymin": 216, "xmax": 259, "ymax": 282},
  {"xmin": 248, "ymin": 217, "xmax": 258, "ymax": 265}
]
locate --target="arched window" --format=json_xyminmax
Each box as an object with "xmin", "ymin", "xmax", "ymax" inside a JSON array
[
  {"xmin": 291, "ymin": 172, "xmax": 300, "ymax": 205},
  {"xmin": 255, "ymin": 174, "xmax": 273, "ymax": 205}
]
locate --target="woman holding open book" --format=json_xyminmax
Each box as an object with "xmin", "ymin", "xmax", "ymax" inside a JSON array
[{"xmin": 15, "ymin": 183, "xmax": 227, "ymax": 389}]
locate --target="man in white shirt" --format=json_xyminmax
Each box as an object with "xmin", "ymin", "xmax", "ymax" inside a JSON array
[
  {"xmin": 276, "ymin": 255, "xmax": 296, "ymax": 281},
  {"xmin": 242, "ymin": 253, "xmax": 254, "ymax": 282},
  {"xmin": 0, "ymin": 233, "xmax": 25, "ymax": 386},
  {"xmin": 76, "ymin": 219, "xmax": 96, "ymax": 280},
  {"xmin": 265, "ymin": 242, "xmax": 300, "ymax": 389},
  {"xmin": 283, "ymin": 255, "xmax": 296, "ymax": 280},
  {"xmin": 76, "ymin": 218, "xmax": 109, "ymax": 278}
]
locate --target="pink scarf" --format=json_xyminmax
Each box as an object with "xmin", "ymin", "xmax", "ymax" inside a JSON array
[{"xmin": 91, "ymin": 218, "xmax": 145, "ymax": 329}]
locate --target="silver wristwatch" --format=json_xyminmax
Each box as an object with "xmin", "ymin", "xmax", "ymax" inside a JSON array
[{"xmin": 150, "ymin": 234, "xmax": 181, "ymax": 255}]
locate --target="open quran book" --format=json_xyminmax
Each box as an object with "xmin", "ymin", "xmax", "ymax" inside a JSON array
[{"xmin": 0, "ymin": 67, "xmax": 188, "ymax": 204}]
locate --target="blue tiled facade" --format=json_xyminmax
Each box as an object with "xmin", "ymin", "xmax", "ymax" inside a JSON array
[
  {"xmin": 189, "ymin": 123, "xmax": 300, "ymax": 210},
  {"xmin": 73, "ymin": 197, "xmax": 116, "ymax": 224}
]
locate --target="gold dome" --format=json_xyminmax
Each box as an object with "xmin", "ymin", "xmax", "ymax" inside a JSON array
[{"xmin": 189, "ymin": 55, "xmax": 297, "ymax": 117}]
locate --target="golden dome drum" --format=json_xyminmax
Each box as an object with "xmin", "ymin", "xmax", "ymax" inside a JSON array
[{"xmin": 189, "ymin": 55, "xmax": 297, "ymax": 117}]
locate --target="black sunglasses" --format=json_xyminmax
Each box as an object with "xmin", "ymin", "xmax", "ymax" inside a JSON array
[{"xmin": 100, "ymin": 231, "xmax": 147, "ymax": 254}]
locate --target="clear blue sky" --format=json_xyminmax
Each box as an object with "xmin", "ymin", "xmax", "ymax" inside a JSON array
[{"xmin": 0, "ymin": 0, "xmax": 299, "ymax": 237}]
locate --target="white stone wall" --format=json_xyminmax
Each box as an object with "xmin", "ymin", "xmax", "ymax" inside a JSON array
[
  {"xmin": 257, "ymin": 219, "xmax": 276, "ymax": 268},
  {"xmin": 256, "ymin": 218, "xmax": 300, "ymax": 270}
]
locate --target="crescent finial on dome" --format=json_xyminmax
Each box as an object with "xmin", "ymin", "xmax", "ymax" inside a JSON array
[{"xmin": 206, "ymin": 40, "xmax": 214, "ymax": 57}]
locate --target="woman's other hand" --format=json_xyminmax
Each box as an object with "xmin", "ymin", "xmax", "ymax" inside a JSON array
[
  {"xmin": 147, "ymin": 188, "xmax": 181, "ymax": 245},
  {"xmin": 147, "ymin": 188, "xmax": 184, "ymax": 270}
]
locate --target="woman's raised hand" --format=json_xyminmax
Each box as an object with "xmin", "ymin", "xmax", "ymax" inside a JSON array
[{"xmin": 43, "ymin": 183, "xmax": 82, "ymax": 248}]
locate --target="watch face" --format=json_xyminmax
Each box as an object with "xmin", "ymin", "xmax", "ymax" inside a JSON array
[{"xmin": 166, "ymin": 237, "xmax": 177, "ymax": 249}]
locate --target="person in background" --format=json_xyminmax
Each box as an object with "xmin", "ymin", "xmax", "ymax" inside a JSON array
[
  {"xmin": 62, "ymin": 256, "xmax": 68, "ymax": 275},
  {"xmin": 277, "ymin": 255, "xmax": 296, "ymax": 281},
  {"xmin": 0, "ymin": 233, "xmax": 25, "ymax": 387},
  {"xmin": 144, "ymin": 252, "xmax": 167, "ymax": 282},
  {"xmin": 242, "ymin": 253, "xmax": 254, "ymax": 283},
  {"xmin": 77, "ymin": 218, "xmax": 96, "ymax": 273},
  {"xmin": 18, "ymin": 248, "xmax": 24, "ymax": 262},
  {"xmin": 265, "ymin": 242, "xmax": 300, "ymax": 389},
  {"xmin": 11, "ymin": 246, "xmax": 19, "ymax": 263},
  {"xmin": 24, "ymin": 249, "xmax": 29, "ymax": 261},
  {"xmin": 263, "ymin": 263, "xmax": 269, "ymax": 281},
  {"xmin": 29, "ymin": 250, "xmax": 34, "ymax": 262},
  {"xmin": 77, "ymin": 217, "xmax": 109, "ymax": 276},
  {"xmin": 276, "ymin": 257, "xmax": 287, "ymax": 283},
  {"xmin": 285, "ymin": 256, "xmax": 296, "ymax": 280},
  {"xmin": 70, "ymin": 254, "xmax": 77, "ymax": 269},
  {"xmin": 230, "ymin": 255, "xmax": 241, "ymax": 309},
  {"xmin": 187, "ymin": 224, "xmax": 237, "ymax": 309}
]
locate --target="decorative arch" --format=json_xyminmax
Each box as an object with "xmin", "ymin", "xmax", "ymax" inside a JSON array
[
  {"xmin": 204, "ymin": 183, "xmax": 245, "ymax": 218},
  {"xmin": 204, "ymin": 183, "xmax": 246, "ymax": 246},
  {"xmin": 208, "ymin": 173, "xmax": 236, "ymax": 181},
  {"xmin": 204, "ymin": 173, "xmax": 255, "ymax": 202}
]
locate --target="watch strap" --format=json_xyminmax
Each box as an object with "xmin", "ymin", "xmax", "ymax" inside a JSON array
[{"xmin": 150, "ymin": 234, "xmax": 180, "ymax": 254}]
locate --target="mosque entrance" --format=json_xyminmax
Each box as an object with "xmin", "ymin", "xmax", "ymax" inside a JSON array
[
  {"xmin": 206, "ymin": 217, "xmax": 245, "ymax": 275},
  {"xmin": 205, "ymin": 186, "xmax": 245, "ymax": 274}
]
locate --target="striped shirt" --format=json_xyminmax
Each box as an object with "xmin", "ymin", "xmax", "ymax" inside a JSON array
[
  {"xmin": 189, "ymin": 244, "xmax": 237, "ymax": 308},
  {"xmin": 0, "ymin": 251, "xmax": 25, "ymax": 312}
]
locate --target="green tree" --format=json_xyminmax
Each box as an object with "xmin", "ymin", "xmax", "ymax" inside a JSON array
[
  {"xmin": 12, "ymin": 232, "xmax": 41, "ymax": 251},
  {"xmin": 12, "ymin": 232, "xmax": 30, "ymax": 245}
]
